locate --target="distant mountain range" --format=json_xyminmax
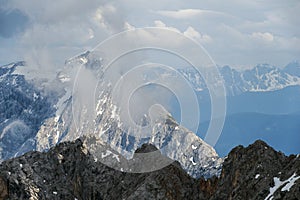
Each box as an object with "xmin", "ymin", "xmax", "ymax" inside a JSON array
[
  {"xmin": 179, "ymin": 61, "xmax": 300, "ymax": 95},
  {"xmin": 0, "ymin": 52, "xmax": 299, "ymax": 179}
]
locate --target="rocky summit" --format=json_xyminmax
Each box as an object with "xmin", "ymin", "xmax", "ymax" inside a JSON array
[{"xmin": 0, "ymin": 139, "xmax": 299, "ymax": 200}]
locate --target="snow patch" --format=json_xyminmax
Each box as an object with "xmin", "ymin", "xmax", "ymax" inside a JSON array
[
  {"xmin": 57, "ymin": 153, "xmax": 64, "ymax": 163},
  {"xmin": 33, "ymin": 93, "xmax": 39, "ymax": 101},
  {"xmin": 151, "ymin": 136, "xmax": 155, "ymax": 143},
  {"xmin": 189, "ymin": 157, "xmax": 196, "ymax": 166},
  {"xmin": 265, "ymin": 173, "xmax": 300, "ymax": 200},
  {"xmin": 255, "ymin": 174, "xmax": 260, "ymax": 179},
  {"xmin": 99, "ymin": 127, "xmax": 110, "ymax": 136},
  {"xmin": 80, "ymin": 57, "xmax": 88, "ymax": 64},
  {"xmin": 281, "ymin": 173, "xmax": 300, "ymax": 192},
  {"xmin": 111, "ymin": 105, "xmax": 118, "ymax": 119},
  {"xmin": 112, "ymin": 154, "xmax": 120, "ymax": 162},
  {"xmin": 54, "ymin": 89, "xmax": 71, "ymax": 120},
  {"xmin": 101, "ymin": 150, "xmax": 120, "ymax": 162}
]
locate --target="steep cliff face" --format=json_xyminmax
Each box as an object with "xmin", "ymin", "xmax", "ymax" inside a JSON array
[
  {"xmin": 0, "ymin": 139, "xmax": 299, "ymax": 200},
  {"xmin": 210, "ymin": 140, "xmax": 300, "ymax": 200}
]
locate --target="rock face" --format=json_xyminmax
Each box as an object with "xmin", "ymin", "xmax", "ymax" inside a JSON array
[
  {"xmin": 211, "ymin": 140, "xmax": 300, "ymax": 200},
  {"xmin": 0, "ymin": 139, "xmax": 197, "ymax": 200},
  {"xmin": 0, "ymin": 139, "xmax": 299, "ymax": 200}
]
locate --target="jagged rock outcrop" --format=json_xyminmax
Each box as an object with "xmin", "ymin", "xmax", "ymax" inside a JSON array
[
  {"xmin": 210, "ymin": 140, "xmax": 300, "ymax": 200},
  {"xmin": 0, "ymin": 139, "xmax": 197, "ymax": 200},
  {"xmin": 0, "ymin": 139, "xmax": 299, "ymax": 200}
]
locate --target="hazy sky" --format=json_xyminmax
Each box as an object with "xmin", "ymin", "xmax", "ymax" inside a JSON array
[{"xmin": 0, "ymin": 0, "xmax": 299, "ymax": 68}]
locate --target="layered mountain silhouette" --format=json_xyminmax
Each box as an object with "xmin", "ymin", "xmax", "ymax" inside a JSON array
[{"xmin": 0, "ymin": 139, "xmax": 299, "ymax": 200}]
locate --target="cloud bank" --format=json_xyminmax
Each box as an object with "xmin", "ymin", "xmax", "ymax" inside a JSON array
[{"xmin": 0, "ymin": 0, "xmax": 299, "ymax": 68}]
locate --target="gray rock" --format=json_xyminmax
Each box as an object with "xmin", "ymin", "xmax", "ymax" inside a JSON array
[{"xmin": 0, "ymin": 139, "xmax": 299, "ymax": 200}]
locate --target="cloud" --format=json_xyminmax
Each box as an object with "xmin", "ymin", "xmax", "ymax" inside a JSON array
[
  {"xmin": 8, "ymin": 0, "xmax": 104, "ymax": 24},
  {"xmin": 152, "ymin": 21, "xmax": 212, "ymax": 44},
  {"xmin": 2, "ymin": 0, "xmax": 129, "ymax": 78},
  {"xmin": 156, "ymin": 8, "xmax": 239, "ymax": 21},
  {"xmin": 0, "ymin": 0, "xmax": 299, "ymax": 68},
  {"xmin": 154, "ymin": 20, "xmax": 167, "ymax": 27},
  {"xmin": 94, "ymin": 3, "xmax": 126, "ymax": 33},
  {"xmin": 251, "ymin": 32, "xmax": 274, "ymax": 42},
  {"xmin": 0, "ymin": 8, "xmax": 29, "ymax": 38},
  {"xmin": 183, "ymin": 26, "xmax": 212, "ymax": 44},
  {"xmin": 156, "ymin": 8, "xmax": 240, "ymax": 24},
  {"xmin": 153, "ymin": 20, "xmax": 180, "ymax": 33},
  {"xmin": 124, "ymin": 22, "xmax": 135, "ymax": 30},
  {"xmin": 157, "ymin": 9, "xmax": 205, "ymax": 19}
]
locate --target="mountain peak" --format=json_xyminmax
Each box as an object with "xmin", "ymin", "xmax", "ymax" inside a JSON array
[
  {"xmin": 228, "ymin": 140, "xmax": 277, "ymax": 156},
  {"xmin": 135, "ymin": 143, "xmax": 158, "ymax": 154},
  {"xmin": 284, "ymin": 60, "xmax": 300, "ymax": 77},
  {"xmin": 251, "ymin": 139, "xmax": 270, "ymax": 148}
]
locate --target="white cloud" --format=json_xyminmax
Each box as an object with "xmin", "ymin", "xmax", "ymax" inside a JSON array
[
  {"xmin": 157, "ymin": 9, "xmax": 204, "ymax": 19},
  {"xmin": 4, "ymin": 0, "xmax": 128, "ymax": 73},
  {"xmin": 94, "ymin": 4, "xmax": 126, "ymax": 33},
  {"xmin": 156, "ymin": 8, "xmax": 238, "ymax": 20},
  {"xmin": 251, "ymin": 32, "xmax": 274, "ymax": 42},
  {"xmin": 154, "ymin": 20, "xmax": 167, "ymax": 27},
  {"xmin": 124, "ymin": 22, "xmax": 135, "ymax": 30},
  {"xmin": 183, "ymin": 26, "xmax": 212, "ymax": 44},
  {"xmin": 0, "ymin": 0, "xmax": 299, "ymax": 68},
  {"xmin": 8, "ymin": 0, "xmax": 103, "ymax": 24},
  {"xmin": 152, "ymin": 21, "xmax": 212, "ymax": 45},
  {"xmin": 153, "ymin": 20, "xmax": 180, "ymax": 33}
]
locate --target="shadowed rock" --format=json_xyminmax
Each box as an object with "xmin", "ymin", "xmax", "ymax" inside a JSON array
[{"xmin": 0, "ymin": 139, "xmax": 299, "ymax": 199}]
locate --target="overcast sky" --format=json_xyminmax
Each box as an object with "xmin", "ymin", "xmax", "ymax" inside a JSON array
[{"xmin": 0, "ymin": 0, "xmax": 299, "ymax": 69}]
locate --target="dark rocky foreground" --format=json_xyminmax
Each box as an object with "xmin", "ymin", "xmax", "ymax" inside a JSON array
[{"xmin": 0, "ymin": 139, "xmax": 299, "ymax": 200}]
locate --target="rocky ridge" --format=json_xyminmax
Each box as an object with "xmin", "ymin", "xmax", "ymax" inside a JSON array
[{"xmin": 0, "ymin": 139, "xmax": 299, "ymax": 200}]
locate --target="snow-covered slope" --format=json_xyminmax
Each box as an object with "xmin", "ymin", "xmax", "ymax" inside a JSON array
[
  {"xmin": 1, "ymin": 54, "xmax": 299, "ymax": 178},
  {"xmin": 35, "ymin": 52, "xmax": 223, "ymax": 178},
  {"xmin": 0, "ymin": 62, "xmax": 56, "ymax": 160},
  {"xmin": 177, "ymin": 62, "xmax": 300, "ymax": 96}
]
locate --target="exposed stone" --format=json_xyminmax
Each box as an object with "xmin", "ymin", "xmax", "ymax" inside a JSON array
[
  {"xmin": 0, "ymin": 139, "xmax": 299, "ymax": 200},
  {"xmin": 0, "ymin": 177, "xmax": 8, "ymax": 200}
]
